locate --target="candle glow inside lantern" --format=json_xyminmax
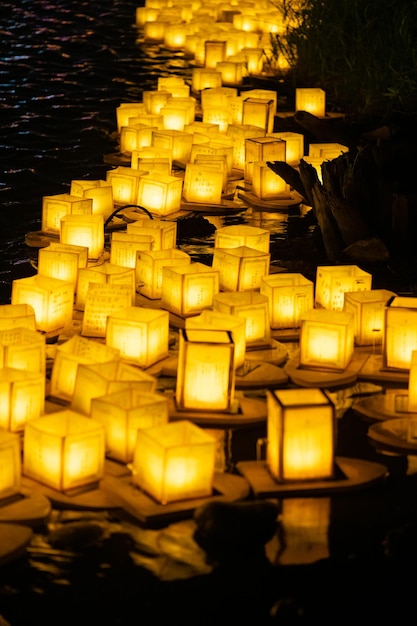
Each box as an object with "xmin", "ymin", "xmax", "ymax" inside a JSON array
[
  {"xmin": 41, "ymin": 193, "xmax": 92, "ymax": 235},
  {"xmin": 70, "ymin": 179, "xmax": 114, "ymax": 219},
  {"xmin": 315, "ymin": 265, "xmax": 373, "ymax": 312},
  {"xmin": 0, "ymin": 431, "xmax": 21, "ymax": 501},
  {"xmin": 299, "ymin": 309, "xmax": 354, "ymax": 371},
  {"xmin": 131, "ymin": 420, "xmax": 217, "ymax": 504},
  {"xmin": 343, "ymin": 289, "xmax": 397, "ymax": 346},
  {"xmin": 295, "ymin": 88, "xmax": 326, "ymax": 117},
  {"xmin": 37, "ymin": 244, "xmax": 88, "ymax": 289},
  {"xmin": 176, "ymin": 327, "xmax": 235, "ymax": 412},
  {"xmin": 212, "ymin": 246, "xmax": 270, "ymax": 292},
  {"xmin": 242, "ymin": 98, "xmax": 275, "ymax": 133},
  {"xmin": 110, "ymin": 232, "xmax": 154, "ymax": 269},
  {"xmin": 260, "ymin": 273, "xmax": 315, "ymax": 329},
  {"xmin": 106, "ymin": 167, "xmax": 147, "ymax": 206},
  {"xmin": 11, "ymin": 274, "xmax": 74, "ymax": 335},
  {"xmin": 120, "ymin": 124, "xmax": 156, "ymax": 155},
  {"xmin": 0, "ymin": 304, "xmax": 36, "ymax": 332},
  {"xmin": 244, "ymin": 136, "xmax": 286, "ymax": 184},
  {"xmin": 137, "ymin": 174, "xmax": 183, "ymax": 217},
  {"xmin": 161, "ymin": 262, "xmax": 220, "ymax": 318},
  {"xmin": 127, "ymin": 218, "xmax": 177, "ymax": 251},
  {"xmin": 226, "ymin": 123, "xmax": 266, "ymax": 170},
  {"xmin": 192, "ymin": 68, "xmax": 223, "ymax": 92},
  {"xmin": 81, "ymin": 283, "xmax": 136, "ymax": 338},
  {"xmin": 0, "ymin": 327, "xmax": 46, "ymax": 373},
  {"xmin": 160, "ymin": 101, "xmax": 195, "ymax": 131},
  {"xmin": 266, "ymin": 387, "xmax": 335, "ymax": 482},
  {"xmin": 91, "ymin": 389, "xmax": 169, "ymax": 464},
  {"xmin": 0, "ymin": 367, "xmax": 45, "ymax": 433},
  {"xmin": 214, "ymin": 224, "xmax": 270, "ymax": 253},
  {"xmin": 136, "ymin": 248, "xmax": 191, "ymax": 300},
  {"xmin": 213, "ymin": 290, "xmax": 270, "ymax": 344},
  {"xmin": 106, "ymin": 306, "xmax": 170, "ymax": 368},
  {"xmin": 75, "ymin": 262, "xmax": 135, "ymax": 312},
  {"xmin": 23, "ymin": 410, "xmax": 105, "ymax": 494},
  {"xmin": 116, "ymin": 102, "xmax": 147, "ymax": 133},
  {"xmin": 383, "ymin": 296, "xmax": 417, "ymax": 371},
  {"xmin": 152, "ymin": 128, "xmax": 194, "ymax": 162},
  {"xmin": 204, "ymin": 39, "xmax": 227, "ymax": 68},
  {"xmin": 182, "ymin": 163, "xmax": 224, "ymax": 204},
  {"xmin": 267, "ymin": 131, "xmax": 305, "ymax": 166},
  {"xmin": 60, "ymin": 213, "xmax": 104, "ymax": 261},
  {"xmin": 216, "ymin": 60, "xmax": 246, "ymax": 85},
  {"xmin": 251, "ymin": 162, "xmax": 290, "ymax": 199},
  {"xmin": 71, "ymin": 359, "xmax": 156, "ymax": 416}
]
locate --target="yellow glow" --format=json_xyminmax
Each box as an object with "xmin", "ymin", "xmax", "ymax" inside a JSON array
[
  {"xmin": 0, "ymin": 431, "xmax": 21, "ymax": 499},
  {"xmin": 300, "ymin": 309, "xmax": 354, "ymax": 371}
]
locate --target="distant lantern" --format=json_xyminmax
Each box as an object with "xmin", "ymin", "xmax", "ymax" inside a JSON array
[
  {"xmin": 245, "ymin": 136, "xmax": 286, "ymax": 184},
  {"xmin": 41, "ymin": 193, "xmax": 92, "ymax": 235},
  {"xmin": 344, "ymin": 289, "xmax": 397, "ymax": 346},
  {"xmin": 212, "ymin": 246, "xmax": 270, "ymax": 292},
  {"xmin": 295, "ymin": 88, "xmax": 326, "ymax": 117},
  {"xmin": 242, "ymin": 98, "xmax": 275, "ymax": 133},
  {"xmin": 137, "ymin": 174, "xmax": 183, "ymax": 217},
  {"xmin": 75, "ymin": 262, "xmax": 136, "ymax": 312},
  {"xmin": 91, "ymin": 388, "xmax": 169, "ymax": 464},
  {"xmin": 116, "ymin": 102, "xmax": 147, "ymax": 133},
  {"xmin": 23, "ymin": 411, "xmax": 105, "ymax": 494},
  {"xmin": 161, "ymin": 262, "xmax": 220, "ymax": 318},
  {"xmin": 106, "ymin": 166, "xmax": 147, "ymax": 206},
  {"xmin": 309, "ymin": 143, "xmax": 349, "ymax": 160},
  {"xmin": 11, "ymin": 274, "xmax": 74, "ymax": 335},
  {"xmin": 131, "ymin": 420, "xmax": 217, "ymax": 504},
  {"xmin": 213, "ymin": 290, "xmax": 270, "ymax": 344},
  {"xmin": 299, "ymin": 309, "xmax": 354, "ymax": 371},
  {"xmin": 260, "ymin": 273, "xmax": 315, "ymax": 329},
  {"xmin": 315, "ymin": 265, "xmax": 372, "ymax": 312},
  {"xmin": 143, "ymin": 90, "xmax": 172, "ymax": 115},
  {"xmin": 191, "ymin": 67, "xmax": 223, "ymax": 92},
  {"xmin": 0, "ymin": 327, "xmax": 46, "ymax": 373},
  {"xmin": 176, "ymin": 327, "xmax": 235, "ymax": 412},
  {"xmin": 106, "ymin": 306, "xmax": 170, "ymax": 368},
  {"xmin": 127, "ymin": 217, "xmax": 177, "ymax": 251},
  {"xmin": 182, "ymin": 163, "xmax": 224, "ymax": 204},
  {"xmin": 0, "ymin": 367, "xmax": 45, "ymax": 433},
  {"xmin": 215, "ymin": 224, "xmax": 270, "ymax": 253},
  {"xmin": 383, "ymin": 296, "xmax": 417, "ymax": 371},
  {"xmin": 120, "ymin": 124, "xmax": 156, "ymax": 156},
  {"xmin": 160, "ymin": 100, "xmax": 195, "ymax": 131},
  {"xmin": 266, "ymin": 387, "xmax": 335, "ymax": 482},
  {"xmin": 0, "ymin": 304, "xmax": 36, "ymax": 332},
  {"xmin": 81, "ymin": 283, "xmax": 135, "ymax": 338},
  {"xmin": 152, "ymin": 128, "xmax": 194, "ymax": 162},
  {"xmin": 267, "ymin": 131, "xmax": 305, "ymax": 166},
  {"xmin": 0, "ymin": 431, "xmax": 21, "ymax": 501},
  {"xmin": 216, "ymin": 60, "xmax": 246, "ymax": 85},
  {"xmin": 60, "ymin": 213, "xmax": 104, "ymax": 261},
  {"xmin": 136, "ymin": 248, "xmax": 191, "ymax": 300},
  {"xmin": 251, "ymin": 162, "xmax": 290, "ymax": 199},
  {"xmin": 226, "ymin": 123, "xmax": 265, "ymax": 170},
  {"xmin": 204, "ymin": 39, "xmax": 227, "ymax": 68}
]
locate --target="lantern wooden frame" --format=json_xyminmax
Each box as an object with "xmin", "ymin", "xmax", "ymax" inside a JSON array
[{"xmin": 383, "ymin": 296, "xmax": 417, "ymax": 372}]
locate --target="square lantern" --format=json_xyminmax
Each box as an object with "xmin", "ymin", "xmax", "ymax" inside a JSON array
[
  {"xmin": 266, "ymin": 388, "xmax": 336, "ymax": 482},
  {"xmin": 131, "ymin": 420, "xmax": 217, "ymax": 504},
  {"xmin": 160, "ymin": 262, "xmax": 220, "ymax": 318},
  {"xmin": 309, "ymin": 143, "xmax": 349, "ymax": 160},
  {"xmin": 182, "ymin": 163, "xmax": 224, "ymax": 205},
  {"xmin": 120, "ymin": 124, "xmax": 156, "ymax": 156},
  {"xmin": 49, "ymin": 335, "xmax": 120, "ymax": 403},
  {"xmin": 0, "ymin": 327, "xmax": 45, "ymax": 373},
  {"xmin": 251, "ymin": 161, "xmax": 291, "ymax": 199},
  {"xmin": 260, "ymin": 273, "xmax": 315, "ymax": 329},
  {"xmin": 383, "ymin": 296, "xmax": 417, "ymax": 371},
  {"xmin": 106, "ymin": 167, "xmax": 147, "ymax": 206},
  {"xmin": 136, "ymin": 248, "xmax": 191, "ymax": 300},
  {"xmin": 37, "ymin": 244, "xmax": 87, "ymax": 289},
  {"xmin": 158, "ymin": 76, "xmax": 189, "ymax": 97},
  {"xmin": 299, "ymin": 309, "xmax": 354, "ymax": 371},
  {"xmin": 226, "ymin": 124, "xmax": 265, "ymax": 171},
  {"xmin": 11, "ymin": 274, "xmax": 74, "ymax": 335},
  {"xmin": 126, "ymin": 218, "xmax": 177, "ymax": 251},
  {"xmin": 176, "ymin": 328, "xmax": 235, "ymax": 412},
  {"xmin": 202, "ymin": 104, "xmax": 232, "ymax": 134},
  {"xmin": 60, "ymin": 213, "xmax": 104, "ymax": 261},
  {"xmin": 137, "ymin": 174, "xmax": 183, "ymax": 217},
  {"xmin": 23, "ymin": 411, "xmax": 105, "ymax": 493},
  {"xmin": 41, "ymin": 193, "xmax": 93, "ymax": 235},
  {"xmin": 191, "ymin": 68, "xmax": 223, "ymax": 92},
  {"xmin": 0, "ymin": 304, "xmax": 36, "ymax": 332},
  {"xmin": 70, "ymin": 179, "xmax": 114, "ymax": 220},
  {"xmin": 204, "ymin": 39, "xmax": 227, "ymax": 68},
  {"xmin": 106, "ymin": 306, "xmax": 170, "ymax": 368},
  {"xmin": 194, "ymin": 154, "xmax": 228, "ymax": 192},
  {"xmin": 315, "ymin": 265, "xmax": 373, "ymax": 311},
  {"xmin": 186, "ymin": 309, "xmax": 246, "ymax": 370},
  {"xmin": 242, "ymin": 98, "xmax": 275, "ymax": 133},
  {"xmin": 75, "ymin": 262, "xmax": 135, "ymax": 312},
  {"xmin": 243, "ymin": 89, "xmax": 278, "ymax": 115},
  {"xmin": 295, "ymin": 88, "xmax": 326, "ymax": 117},
  {"xmin": 214, "ymin": 224, "xmax": 270, "ymax": 253},
  {"xmin": 0, "ymin": 431, "xmax": 21, "ymax": 501},
  {"xmin": 245, "ymin": 137, "xmax": 286, "ymax": 184},
  {"xmin": 132, "ymin": 156, "xmax": 171, "ymax": 176},
  {"xmin": 71, "ymin": 359, "xmax": 156, "ymax": 416},
  {"xmin": 267, "ymin": 131, "xmax": 305, "ymax": 166},
  {"xmin": 213, "ymin": 291, "xmax": 271, "ymax": 344},
  {"xmin": 81, "ymin": 283, "xmax": 136, "ymax": 338},
  {"xmin": 143, "ymin": 90, "xmax": 172, "ymax": 115},
  {"xmin": 216, "ymin": 61, "xmax": 246, "ymax": 85},
  {"xmin": 0, "ymin": 367, "xmax": 45, "ymax": 433},
  {"xmin": 200, "ymin": 87, "xmax": 238, "ymax": 111},
  {"xmin": 344, "ymin": 289, "xmax": 397, "ymax": 346},
  {"xmin": 116, "ymin": 102, "xmax": 147, "ymax": 133},
  {"xmin": 212, "ymin": 246, "xmax": 270, "ymax": 292},
  {"xmin": 160, "ymin": 101, "xmax": 195, "ymax": 132},
  {"xmin": 110, "ymin": 232, "xmax": 154, "ymax": 269},
  {"xmin": 151, "ymin": 129, "xmax": 194, "ymax": 163},
  {"xmin": 91, "ymin": 389, "xmax": 169, "ymax": 464}
]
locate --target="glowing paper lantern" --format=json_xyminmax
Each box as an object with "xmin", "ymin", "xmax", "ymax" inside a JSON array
[
  {"xmin": 157, "ymin": 76, "xmax": 190, "ymax": 98},
  {"xmin": 81, "ymin": 283, "xmax": 135, "ymax": 338},
  {"xmin": 315, "ymin": 265, "xmax": 372, "ymax": 312},
  {"xmin": 215, "ymin": 224, "xmax": 270, "ymax": 253},
  {"xmin": 160, "ymin": 262, "xmax": 220, "ymax": 318},
  {"xmin": 343, "ymin": 289, "xmax": 396, "ymax": 346},
  {"xmin": 202, "ymin": 104, "xmax": 232, "ymax": 133},
  {"xmin": 266, "ymin": 388, "xmax": 335, "ymax": 481},
  {"xmin": 182, "ymin": 163, "xmax": 224, "ymax": 204},
  {"xmin": 194, "ymin": 154, "xmax": 228, "ymax": 193},
  {"xmin": 41, "ymin": 193, "xmax": 92, "ymax": 235},
  {"xmin": 60, "ymin": 213, "xmax": 104, "ymax": 261},
  {"xmin": 226, "ymin": 123, "xmax": 265, "ymax": 170},
  {"xmin": 91, "ymin": 389, "xmax": 169, "ymax": 464},
  {"xmin": 37, "ymin": 244, "xmax": 87, "ymax": 288},
  {"xmin": 295, "ymin": 88, "xmax": 326, "ymax": 117},
  {"xmin": 71, "ymin": 360, "xmax": 156, "ymax": 416},
  {"xmin": 137, "ymin": 174, "xmax": 183, "ymax": 216},
  {"xmin": 299, "ymin": 309, "xmax": 354, "ymax": 371},
  {"xmin": 0, "ymin": 367, "xmax": 45, "ymax": 432},
  {"xmin": 191, "ymin": 68, "xmax": 223, "ymax": 92},
  {"xmin": 116, "ymin": 102, "xmax": 147, "ymax": 133},
  {"xmin": 160, "ymin": 101, "xmax": 195, "ymax": 131},
  {"xmin": 200, "ymin": 86, "xmax": 238, "ymax": 110},
  {"xmin": 0, "ymin": 431, "xmax": 21, "ymax": 501},
  {"xmin": 106, "ymin": 167, "xmax": 147, "ymax": 206},
  {"xmin": 204, "ymin": 39, "xmax": 227, "ymax": 68},
  {"xmin": 383, "ymin": 296, "xmax": 417, "ymax": 371},
  {"xmin": 242, "ymin": 97, "xmax": 275, "ymax": 133},
  {"xmin": 260, "ymin": 273, "xmax": 315, "ymax": 329},
  {"xmin": 132, "ymin": 156, "xmax": 171, "ymax": 176},
  {"xmin": 127, "ymin": 218, "xmax": 177, "ymax": 251},
  {"xmin": 212, "ymin": 246, "xmax": 270, "ymax": 291},
  {"xmin": 11, "ymin": 274, "xmax": 74, "ymax": 335},
  {"xmin": 408, "ymin": 350, "xmax": 417, "ymax": 411},
  {"xmin": 267, "ymin": 131, "xmax": 305, "ymax": 166},
  {"xmin": 109, "ymin": 232, "xmax": 154, "ymax": 269},
  {"xmin": 23, "ymin": 411, "xmax": 105, "ymax": 493},
  {"xmin": 143, "ymin": 90, "xmax": 172, "ymax": 114},
  {"xmin": 136, "ymin": 248, "xmax": 191, "ymax": 300},
  {"xmin": 0, "ymin": 304, "xmax": 36, "ymax": 332},
  {"xmin": 213, "ymin": 291, "xmax": 270, "ymax": 343},
  {"xmin": 216, "ymin": 60, "xmax": 246, "ymax": 85},
  {"xmin": 0, "ymin": 327, "xmax": 45, "ymax": 373},
  {"xmin": 106, "ymin": 306, "xmax": 170, "ymax": 368},
  {"xmin": 245, "ymin": 136, "xmax": 286, "ymax": 184},
  {"xmin": 242, "ymin": 89, "xmax": 278, "ymax": 115},
  {"xmin": 120, "ymin": 124, "xmax": 156, "ymax": 156},
  {"xmin": 309, "ymin": 143, "xmax": 349, "ymax": 160},
  {"xmin": 70, "ymin": 179, "xmax": 114, "ymax": 219},
  {"xmin": 75, "ymin": 262, "xmax": 135, "ymax": 312},
  {"xmin": 131, "ymin": 420, "xmax": 217, "ymax": 503},
  {"xmin": 251, "ymin": 162, "xmax": 290, "ymax": 199}
]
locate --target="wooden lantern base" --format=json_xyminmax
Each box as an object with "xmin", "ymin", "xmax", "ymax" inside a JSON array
[
  {"xmin": 357, "ymin": 354, "xmax": 409, "ymax": 384},
  {"xmin": 245, "ymin": 338, "xmax": 288, "ymax": 366},
  {"xmin": 353, "ymin": 389, "xmax": 416, "ymax": 423},
  {"xmin": 166, "ymin": 392, "xmax": 267, "ymax": 427},
  {"xmin": 0, "ymin": 488, "xmax": 51, "ymax": 527},
  {"xmin": 237, "ymin": 189, "xmax": 303, "ymax": 212},
  {"xmin": 0, "ymin": 524, "xmax": 33, "ymax": 566},
  {"xmin": 284, "ymin": 349, "xmax": 369, "ymax": 388},
  {"xmin": 368, "ymin": 418, "xmax": 417, "ymax": 456}
]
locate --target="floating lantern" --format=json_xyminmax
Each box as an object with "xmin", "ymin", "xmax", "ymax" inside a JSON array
[
  {"xmin": 136, "ymin": 248, "xmax": 191, "ymax": 300},
  {"xmin": 267, "ymin": 131, "xmax": 305, "ymax": 166},
  {"xmin": 295, "ymin": 88, "xmax": 326, "ymax": 117},
  {"xmin": 0, "ymin": 431, "xmax": 21, "ymax": 501},
  {"xmin": 81, "ymin": 283, "xmax": 135, "ymax": 339},
  {"xmin": 0, "ymin": 327, "xmax": 45, "ymax": 373},
  {"xmin": 176, "ymin": 327, "xmax": 235, "ymax": 412},
  {"xmin": 242, "ymin": 97, "xmax": 275, "ymax": 133},
  {"xmin": 157, "ymin": 75, "xmax": 190, "ymax": 98},
  {"xmin": 75, "ymin": 262, "xmax": 136, "ymax": 312},
  {"xmin": 131, "ymin": 420, "xmax": 217, "ymax": 504},
  {"xmin": 408, "ymin": 351, "xmax": 417, "ymax": 412},
  {"xmin": 11, "ymin": 274, "xmax": 74, "ymax": 335},
  {"xmin": 0, "ymin": 304, "xmax": 36, "ymax": 332},
  {"xmin": 260, "ymin": 273, "xmax": 315, "ymax": 329},
  {"xmin": 106, "ymin": 306, "xmax": 170, "ymax": 368},
  {"xmin": 204, "ymin": 39, "xmax": 227, "ymax": 68},
  {"xmin": 266, "ymin": 387, "xmax": 335, "ymax": 482},
  {"xmin": 245, "ymin": 136, "xmax": 286, "ymax": 184},
  {"xmin": 343, "ymin": 289, "xmax": 396, "ymax": 346},
  {"xmin": 216, "ymin": 60, "xmax": 246, "ymax": 85},
  {"xmin": 215, "ymin": 224, "xmax": 270, "ymax": 253},
  {"xmin": 109, "ymin": 232, "xmax": 154, "ymax": 269},
  {"xmin": 226, "ymin": 123, "xmax": 266, "ymax": 170},
  {"xmin": 161, "ymin": 262, "xmax": 220, "ymax": 318},
  {"xmin": 0, "ymin": 367, "xmax": 45, "ymax": 433},
  {"xmin": 106, "ymin": 166, "xmax": 147, "ymax": 206},
  {"xmin": 191, "ymin": 68, "xmax": 223, "ymax": 92},
  {"xmin": 23, "ymin": 411, "xmax": 105, "ymax": 494},
  {"xmin": 49, "ymin": 335, "xmax": 120, "ymax": 403},
  {"xmin": 143, "ymin": 90, "xmax": 172, "ymax": 115},
  {"xmin": 308, "ymin": 143, "xmax": 349, "ymax": 160},
  {"xmin": 127, "ymin": 218, "xmax": 177, "ymax": 251},
  {"xmin": 213, "ymin": 291, "xmax": 270, "ymax": 343},
  {"xmin": 299, "ymin": 309, "xmax": 354, "ymax": 371},
  {"xmin": 194, "ymin": 154, "xmax": 228, "ymax": 193},
  {"xmin": 137, "ymin": 174, "xmax": 183, "ymax": 217},
  {"xmin": 71, "ymin": 359, "xmax": 156, "ymax": 416},
  {"xmin": 160, "ymin": 101, "xmax": 195, "ymax": 131},
  {"xmin": 120, "ymin": 124, "xmax": 156, "ymax": 156},
  {"xmin": 91, "ymin": 389, "xmax": 169, "ymax": 464},
  {"xmin": 251, "ymin": 161, "xmax": 290, "ymax": 199},
  {"xmin": 41, "ymin": 193, "xmax": 92, "ymax": 235},
  {"xmin": 212, "ymin": 246, "xmax": 270, "ymax": 291},
  {"xmin": 202, "ymin": 104, "xmax": 232, "ymax": 133},
  {"xmin": 151, "ymin": 129, "xmax": 194, "ymax": 163},
  {"xmin": 315, "ymin": 265, "xmax": 372, "ymax": 311},
  {"xmin": 383, "ymin": 296, "xmax": 417, "ymax": 371},
  {"xmin": 200, "ymin": 86, "xmax": 238, "ymax": 110},
  {"xmin": 243, "ymin": 89, "xmax": 278, "ymax": 114},
  {"xmin": 37, "ymin": 244, "xmax": 86, "ymax": 289},
  {"xmin": 116, "ymin": 102, "xmax": 147, "ymax": 133},
  {"xmin": 70, "ymin": 179, "xmax": 114, "ymax": 219},
  {"xmin": 182, "ymin": 162, "xmax": 224, "ymax": 204},
  {"xmin": 60, "ymin": 213, "xmax": 104, "ymax": 261},
  {"xmin": 131, "ymin": 147, "xmax": 172, "ymax": 171}
]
